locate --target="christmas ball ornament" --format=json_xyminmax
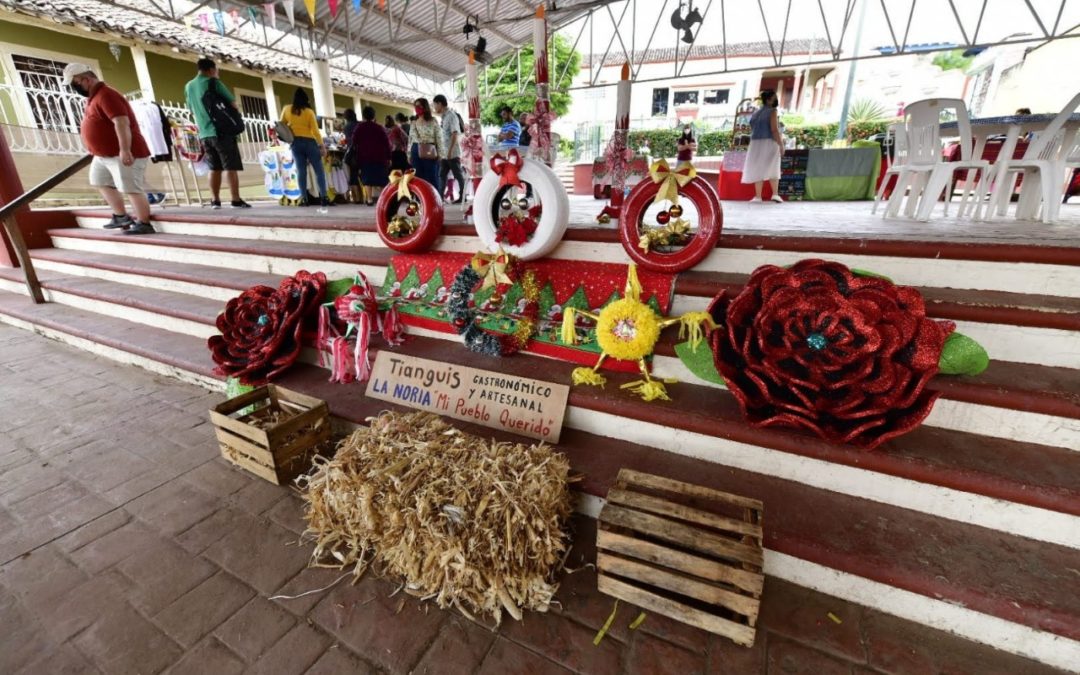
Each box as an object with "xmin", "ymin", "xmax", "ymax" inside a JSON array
[
  {"xmin": 669, "ymin": 204, "xmax": 684, "ymax": 218},
  {"xmin": 656, "ymin": 210, "xmax": 671, "ymax": 225},
  {"xmin": 375, "ymin": 170, "xmax": 444, "ymax": 253},
  {"xmin": 500, "ymin": 198, "xmax": 513, "ymax": 211},
  {"xmin": 517, "ymin": 197, "xmax": 530, "ymax": 210}
]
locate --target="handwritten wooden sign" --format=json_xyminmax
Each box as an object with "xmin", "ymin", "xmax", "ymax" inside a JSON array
[{"xmin": 365, "ymin": 352, "xmax": 569, "ymax": 443}]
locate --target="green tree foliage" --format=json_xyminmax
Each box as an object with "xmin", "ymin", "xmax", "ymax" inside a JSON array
[
  {"xmin": 479, "ymin": 35, "xmax": 582, "ymax": 125},
  {"xmin": 932, "ymin": 49, "xmax": 974, "ymax": 72}
]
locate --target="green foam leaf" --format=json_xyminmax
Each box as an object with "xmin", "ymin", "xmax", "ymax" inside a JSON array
[
  {"xmin": 938, "ymin": 332, "xmax": 989, "ymax": 376},
  {"xmin": 850, "ymin": 268, "xmax": 893, "ymax": 282},
  {"xmin": 325, "ymin": 277, "xmax": 355, "ymax": 302},
  {"xmin": 674, "ymin": 340, "xmax": 726, "ymax": 387}
]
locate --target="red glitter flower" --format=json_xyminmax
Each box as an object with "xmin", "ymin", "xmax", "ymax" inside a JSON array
[
  {"xmin": 208, "ymin": 271, "xmax": 326, "ymax": 385},
  {"xmin": 495, "ymin": 214, "xmax": 538, "ymax": 246},
  {"xmin": 709, "ymin": 260, "xmax": 954, "ymax": 449}
]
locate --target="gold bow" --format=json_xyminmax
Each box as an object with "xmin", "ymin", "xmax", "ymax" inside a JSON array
[
  {"xmin": 471, "ymin": 250, "xmax": 513, "ymax": 290},
  {"xmin": 649, "ymin": 159, "xmax": 696, "ymax": 205},
  {"xmin": 388, "ymin": 169, "xmax": 416, "ymax": 201}
]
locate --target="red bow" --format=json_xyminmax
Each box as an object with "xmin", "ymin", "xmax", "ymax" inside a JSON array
[{"xmin": 490, "ymin": 149, "xmax": 524, "ymax": 188}]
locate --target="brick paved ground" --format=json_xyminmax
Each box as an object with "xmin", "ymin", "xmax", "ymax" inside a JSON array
[{"xmin": 0, "ymin": 325, "xmax": 1060, "ymax": 674}]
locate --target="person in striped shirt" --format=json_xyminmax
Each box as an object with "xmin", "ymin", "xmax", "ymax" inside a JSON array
[{"xmin": 497, "ymin": 105, "xmax": 521, "ymax": 149}]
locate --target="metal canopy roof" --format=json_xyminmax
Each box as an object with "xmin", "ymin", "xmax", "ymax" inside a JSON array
[{"xmin": 220, "ymin": 0, "xmax": 618, "ymax": 85}]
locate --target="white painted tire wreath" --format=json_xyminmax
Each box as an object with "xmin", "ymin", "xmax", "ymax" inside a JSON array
[{"xmin": 473, "ymin": 154, "xmax": 569, "ymax": 260}]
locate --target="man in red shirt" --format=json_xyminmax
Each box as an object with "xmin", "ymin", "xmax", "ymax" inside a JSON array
[{"xmin": 62, "ymin": 63, "xmax": 154, "ymax": 235}]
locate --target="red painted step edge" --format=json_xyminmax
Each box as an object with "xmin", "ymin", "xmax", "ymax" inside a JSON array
[{"xmin": 69, "ymin": 209, "xmax": 1080, "ymax": 266}]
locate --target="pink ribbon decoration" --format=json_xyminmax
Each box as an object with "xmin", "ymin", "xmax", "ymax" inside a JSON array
[
  {"xmin": 603, "ymin": 130, "xmax": 633, "ymax": 191},
  {"xmin": 315, "ymin": 271, "xmax": 402, "ymax": 383},
  {"xmin": 490, "ymin": 149, "xmax": 525, "ymax": 188},
  {"xmin": 526, "ymin": 108, "xmax": 556, "ymax": 163},
  {"xmin": 461, "ymin": 134, "xmax": 485, "ymax": 163}
]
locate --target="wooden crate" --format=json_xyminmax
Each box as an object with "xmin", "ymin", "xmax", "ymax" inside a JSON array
[
  {"xmin": 209, "ymin": 384, "xmax": 331, "ymax": 485},
  {"xmin": 596, "ymin": 469, "xmax": 765, "ymax": 647}
]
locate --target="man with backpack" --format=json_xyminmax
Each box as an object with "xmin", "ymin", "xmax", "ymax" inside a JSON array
[
  {"xmin": 184, "ymin": 58, "xmax": 250, "ymax": 209},
  {"xmin": 433, "ymin": 94, "xmax": 465, "ymax": 204}
]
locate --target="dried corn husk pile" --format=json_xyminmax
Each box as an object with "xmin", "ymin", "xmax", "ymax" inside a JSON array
[{"xmin": 297, "ymin": 411, "xmax": 574, "ymax": 624}]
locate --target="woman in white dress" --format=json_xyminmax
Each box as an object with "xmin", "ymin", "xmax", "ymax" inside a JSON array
[{"xmin": 741, "ymin": 89, "xmax": 784, "ymax": 203}]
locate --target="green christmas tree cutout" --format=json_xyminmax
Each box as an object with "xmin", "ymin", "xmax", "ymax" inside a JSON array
[
  {"xmin": 398, "ymin": 266, "xmax": 421, "ymax": 296},
  {"xmin": 381, "ymin": 264, "xmax": 399, "ymax": 295},
  {"xmin": 563, "ymin": 286, "xmax": 591, "ymax": 312},
  {"xmin": 424, "ymin": 269, "xmax": 445, "ymax": 303},
  {"xmin": 538, "ymin": 282, "xmax": 558, "ymax": 316}
]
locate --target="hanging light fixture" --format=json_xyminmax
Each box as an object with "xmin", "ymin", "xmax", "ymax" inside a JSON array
[{"xmin": 108, "ymin": 42, "xmax": 123, "ymax": 62}]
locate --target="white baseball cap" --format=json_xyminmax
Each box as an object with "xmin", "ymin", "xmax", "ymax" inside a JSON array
[{"xmin": 61, "ymin": 63, "xmax": 95, "ymax": 85}]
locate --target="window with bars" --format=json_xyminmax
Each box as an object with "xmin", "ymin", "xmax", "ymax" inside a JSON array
[
  {"xmin": 10, "ymin": 54, "xmax": 85, "ymax": 133},
  {"xmin": 652, "ymin": 88, "xmax": 669, "ymax": 116},
  {"xmin": 704, "ymin": 89, "xmax": 730, "ymax": 105},
  {"xmin": 239, "ymin": 94, "xmax": 270, "ymax": 120},
  {"xmin": 673, "ymin": 90, "xmax": 699, "ymax": 106}
]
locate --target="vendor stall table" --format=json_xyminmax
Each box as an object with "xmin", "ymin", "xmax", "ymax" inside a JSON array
[{"xmin": 718, "ymin": 146, "xmax": 881, "ymax": 201}]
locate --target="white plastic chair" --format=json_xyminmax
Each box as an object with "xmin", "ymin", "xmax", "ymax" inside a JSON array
[
  {"xmin": 884, "ymin": 98, "xmax": 990, "ymax": 221},
  {"xmin": 987, "ymin": 91, "xmax": 1080, "ymax": 223},
  {"xmin": 871, "ymin": 123, "xmax": 907, "ymax": 214}
]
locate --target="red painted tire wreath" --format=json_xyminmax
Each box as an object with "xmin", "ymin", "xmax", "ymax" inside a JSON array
[
  {"xmin": 375, "ymin": 175, "xmax": 444, "ymax": 253},
  {"xmin": 619, "ymin": 176, "xmax": 722, "ymax": 274}
]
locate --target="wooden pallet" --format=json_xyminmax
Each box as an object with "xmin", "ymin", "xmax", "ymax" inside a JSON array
[
  {"xmin": 209, "ymin": 384, "xmax": 331, "ymax": 485},
  {"xmin": 596, "ymin": 468, "xmax": 765, "ymax": 647}
]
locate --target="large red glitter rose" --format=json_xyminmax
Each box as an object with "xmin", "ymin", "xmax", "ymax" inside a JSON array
[
  {"xmin": 209, "ymin": 271, "xmax": 326, "ymax": 385},
  {"xmin": 709, "ymin": 259, "xmax": 954, "ymax": 449}
]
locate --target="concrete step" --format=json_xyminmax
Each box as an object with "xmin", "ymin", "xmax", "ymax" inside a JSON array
[
  {"xmin": 44, "ymin": 228, "xmax": 1080, "ymax": 368},
  {"xmin": 69, "ymin": 210, "xmax": 1080, "ymax": 299},
  {"xmin": 31, "ymin": 248, "xmax": 284, "ymax": 302},
  {"xmin": 0, "ymin": 290, "xmax": 219, "ymax": 389},
  {"xmin": 0, "ymin": 267, "xmax": 221, "ymax": 339},
  {"xmin": 8, "ymin": 255, "xmax": 1079, "ymax": 450}
]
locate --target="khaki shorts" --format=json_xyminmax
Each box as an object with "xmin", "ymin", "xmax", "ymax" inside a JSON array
[{"xmin": 89, "ymin": 155, "xmax": 148, "ymax": 194}]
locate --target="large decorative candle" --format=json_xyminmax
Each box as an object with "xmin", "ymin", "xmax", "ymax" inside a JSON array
[
  {"xmin": 533, "ymin": 4, "xmax": 549, "ymax": 85},
  {"xmin": 466, "ymin": 50, "xmax": 479, "ymax": 120},
  {"xmin": 528, "ymin": 4, "xmax": 554, "ymax": 165},
  {"xmin": 463, "ymin": 50, "xmax": 486, "ymax": 216},
  {"xmin": 616, "ymin": 61, "xmax": 631, "ymax": 130}
]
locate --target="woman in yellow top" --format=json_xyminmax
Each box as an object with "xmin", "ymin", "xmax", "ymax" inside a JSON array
[{"xmin": 280, "ymin": 88, "xmax": 331, "ymax": 207}]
